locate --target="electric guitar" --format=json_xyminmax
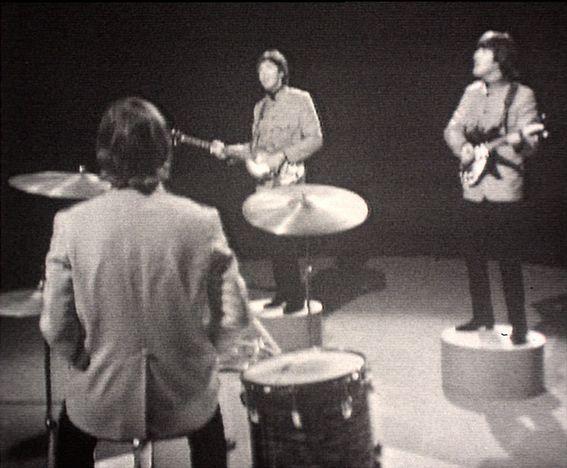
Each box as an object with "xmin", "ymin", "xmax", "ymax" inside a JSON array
[
  {"xmin": 459, "ymin": 122, "xmax": 547, "ymax": 188},
  {"xmin": 171, "ymin": 129, "xmax": 304, "ymax": 185}
]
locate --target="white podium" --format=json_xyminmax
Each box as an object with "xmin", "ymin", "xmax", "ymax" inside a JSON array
[
  {"xmin": 249, "ymin": 298, "xmax": 323, "ymax": 352},
  {"xmin": 95, "ymin": 438, "xmax": 190, "ymax": 468},
  {"xmin": 441, "ymin": 324, "xmax": 546, "ymax": 399}
]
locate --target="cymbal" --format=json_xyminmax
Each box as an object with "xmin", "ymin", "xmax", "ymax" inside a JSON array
[
  {"xmin": 242, "ymin": 184, "xmax": 369, "ymax": 236},
  {"xmin": 0, "ymin": 287, "xmax": 43, "ymax": 318},
  {"xmin": 9, "ymin": 166, "xmax": 111, "ymax": 200}
]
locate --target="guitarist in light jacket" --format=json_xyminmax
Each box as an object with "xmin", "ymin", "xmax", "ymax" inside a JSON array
[
  {"xmin": 444, "ymin": 31, "xmax": 542, "ymax": 345},
  {"xmin": 212, "ymin": 49, "xmax": 323, "ymax": 314}
]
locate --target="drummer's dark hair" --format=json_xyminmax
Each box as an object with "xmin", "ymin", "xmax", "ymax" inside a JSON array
[{"xmin": 96, "ymin": 97, "xmax": 171, "ymax": 194}]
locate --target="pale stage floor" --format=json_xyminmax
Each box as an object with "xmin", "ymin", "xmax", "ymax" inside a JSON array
[{"xmin": 1, "ymin": 256, "xmax": 566, "ymax": 467}]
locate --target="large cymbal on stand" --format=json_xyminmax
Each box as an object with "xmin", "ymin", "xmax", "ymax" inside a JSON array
[
  {"xmin": 8, "ymin": 166, "xmax": 111, "ymax": 200},
  {"xmin": 243, "ymin": 184, "xmax": 369, "ymax": 236}
]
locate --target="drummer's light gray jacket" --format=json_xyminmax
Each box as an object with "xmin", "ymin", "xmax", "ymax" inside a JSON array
[{"xmin": 40, "ymin": 187, "xmax": 250, "ymax": 440}]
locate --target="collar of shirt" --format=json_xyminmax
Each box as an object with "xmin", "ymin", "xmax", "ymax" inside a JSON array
[
  {"xmin": 481, "ymin": 79, "xmax": 510, "ymax": 96},
  {"xmin": 266, "ymin": 85, "xmax": 288, "ymax": 102}
]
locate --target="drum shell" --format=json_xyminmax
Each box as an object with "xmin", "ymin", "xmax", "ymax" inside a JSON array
[{"xmin": 241, "ymin": 351, "xmax": 374, "ymax": 468}]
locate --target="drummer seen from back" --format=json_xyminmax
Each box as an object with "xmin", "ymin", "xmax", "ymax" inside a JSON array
[
  {"xmin": 210, "ymin": 49, "xmax": 323, "ymax": 315},
  {"xmin": 40, "ymin": 96, "xmax": 250, "ymax": 468}
]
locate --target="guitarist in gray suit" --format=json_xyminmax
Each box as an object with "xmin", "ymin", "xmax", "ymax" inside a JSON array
[
  {"xmin": 211, "ymin": 49, "xmax": 323, "ymax": 314},
  {"xmin": 444, "ymin": 31, "xmax": 543, "ymax": 345},
  {"xmin": 40, "ymin": 97, "xmax": 250, "ymax": 467}
]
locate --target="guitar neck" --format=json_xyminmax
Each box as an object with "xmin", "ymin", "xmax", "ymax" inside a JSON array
[
  {"xmin": 484, "ymin": 121, "xmax": 545, "ymax": 153},
  {"xmin": 177, "ymin": 134, "xmax": 211, "ymax": 150},
  {"xmin": 485, "ymin": 133, "xmax": 512, "ymax": 153}
]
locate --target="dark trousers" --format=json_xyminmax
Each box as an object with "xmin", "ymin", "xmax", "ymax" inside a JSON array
[
  {"xmin": 55, "ymin": 404, "xmax": 228, "ymax": 468},
  {"xmin": 270, "ymin": 235, "xmax": 304, "ymax": 303},
  {"xmin": 458, "ymin": 200, "xmax": 527, "ymax": 332}
]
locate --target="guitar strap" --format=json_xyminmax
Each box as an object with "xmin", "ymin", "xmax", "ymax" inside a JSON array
[
  {"xmin": 502, "ymin": 81, "xmax": 519, "ymax": 134},
  {"xmin": 253, "ymin": 98, "xmax": 269, "ymax": 149},
  {"xmin": 485, "ymin": 82, "xmax": 520, "ymax": 180}
]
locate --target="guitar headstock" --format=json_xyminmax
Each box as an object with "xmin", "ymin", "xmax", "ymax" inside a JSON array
[{"xmin": 522, "ymin": 117, "xmax": 548, "ymax": 141}]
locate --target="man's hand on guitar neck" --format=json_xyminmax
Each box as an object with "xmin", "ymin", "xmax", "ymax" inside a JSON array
[
  {"xmin": 211, "ymin": 143, "xmax": 252, "ymax": 161},
  {"xmin": 210, "ymin": 140, "xmax": 227, "ymax": 159},
  {"xmin": 213, "ymin": 144, "xmax": 285, "ymax": 170},
  {"xmin": 505, "ymin": 130, "xmax": 524, "ymax": 147}
]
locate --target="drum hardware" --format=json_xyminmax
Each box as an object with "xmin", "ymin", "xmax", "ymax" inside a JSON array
[
  {"xmin": 341, "ymin": 395, "xmax": 354, "ymax": 419},
  {"xmin": 6, "ymin": 162, "xmax": 109, "ymax": 466},
  {"xmin": 0, "ymin": 280, "xmax": 58, "ymax": 468},
  {"xmin": 242, "ymin": 184, "xmax": 369, "ymax": 347},
  {"xmin": 291, "ymin": 401, "xmax": 302, "ymax": 430},
  {"xmin": 220, "ymin": 317, "xmax": 282, "ymax": 373},
  {"xmin": 240, "ymin": 348, "xmax": 376, "ymax": 467}
]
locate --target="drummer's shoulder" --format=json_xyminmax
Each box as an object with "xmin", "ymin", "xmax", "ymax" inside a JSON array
[{"xmin": 156, "ymin": 189, "xmax": 221, "ymax": 220}]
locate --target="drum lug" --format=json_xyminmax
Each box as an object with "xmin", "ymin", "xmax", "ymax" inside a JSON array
[
  {"xmin": 248, "ymin": 407, "xmax": 260, "ymax": 424},
  {"xmin": 341, "ymin": 396, "xmax": 353, "ymax": 419},
  {"xmin": 291, "ymin": 409, "xmax": 303, "ymax": 430}
]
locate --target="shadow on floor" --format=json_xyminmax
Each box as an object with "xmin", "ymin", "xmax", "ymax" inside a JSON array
[
  {"xmin": 309, "ymin": 260, "xmax": 386, "ymax": 315},
  {"xmin": 445, "ymin": 390, "xmax": 567, "ymax": 467},
  {"xmin": 7, "ymin": 431, "xmax": 48, "ymax": 461},
  {"xmin": 532, "ymin": 293, "xmax": 567, "ymax": 337}
]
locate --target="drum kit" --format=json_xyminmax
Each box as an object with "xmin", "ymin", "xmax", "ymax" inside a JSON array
[{"xmin": 3, "ymin": 167, "xmax": 379, "ymax": 467}]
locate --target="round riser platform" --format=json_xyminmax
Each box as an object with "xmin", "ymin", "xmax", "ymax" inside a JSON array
[
  {"xmin": 250, "ymin": 299, "xmax": 323, "ymax": 352},
  {"xmin": 441, "ymin": 324, "xmax": 546, "ymax": 400}
]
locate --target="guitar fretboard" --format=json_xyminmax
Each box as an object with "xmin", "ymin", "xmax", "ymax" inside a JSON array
[
  {"xmin": 178, "ymin": 135, "xmax": 211, "ymax": 150},
  {"xmin": 172, "ymin": 130, "xmax": 211, "ymax": 150}
]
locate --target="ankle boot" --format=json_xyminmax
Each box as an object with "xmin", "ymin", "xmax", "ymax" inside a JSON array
[{"xmin": 510, "ymin": 328, "xmax": 528, "ymax": 345}]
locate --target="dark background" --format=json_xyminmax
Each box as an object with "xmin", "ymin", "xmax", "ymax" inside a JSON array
[{"xmin": 2, "ymin": 2, "xmax": 566, "ymax": 290}]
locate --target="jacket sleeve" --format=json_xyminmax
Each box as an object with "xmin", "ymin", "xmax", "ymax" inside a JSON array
[
  {"xmin": 206, "ymin": 211, "xmax": 250, "ymax": 354},
  {"xmin": 444, "ymin": 86, "xmax": 473, "ymax": 159},
  {"xmin": 497, "ymin": 86, "xmax": 540, "ymax": 162},
  {"xmin": 40, "ymin": 211, "xmax": 86, "ymax": 367},
  {"xmin": 283, "ymin": 92, "xmax": 323, "ymax": 163}
]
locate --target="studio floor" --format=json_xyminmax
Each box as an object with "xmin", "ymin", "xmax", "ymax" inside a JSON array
[{"xmin": 1, "ymin": 255, "xmax": 566, "ymax": 467}]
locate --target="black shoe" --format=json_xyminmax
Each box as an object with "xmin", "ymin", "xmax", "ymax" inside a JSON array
[
  {"xmin": 283, "ymin": 300, "xmax": 304, "ymax": 315},
  {"xmin": 456, "ymin": 319, "xmax": 494, "ymax": 332},
  {"xmin": 510, "ymin": 329, "xmax": 528, "ymax": 345},
  {"xmin": 264, "ymin": 296, "xmax": 286, "ymax": 309}
]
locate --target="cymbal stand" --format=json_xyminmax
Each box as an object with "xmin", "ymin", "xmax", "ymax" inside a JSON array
[
  {"xmin": 39, "ymin": 279, "xmax": 58, "ymax": 468},
  {"xmin": 45, "ymin": 339, "xmax": 57, "ymax": 468},
  {"xmin": 303, "ymin": 238, "xmax": 316, "ymax": 347}
]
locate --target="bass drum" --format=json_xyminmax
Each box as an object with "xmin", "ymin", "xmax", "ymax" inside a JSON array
[{"xmin": 241, "ymin": 347, "xmax": 375, "ymax": 467}]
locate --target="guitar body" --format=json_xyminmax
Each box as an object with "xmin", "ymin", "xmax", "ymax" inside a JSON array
[
  {"xmin": 459, "ymin": 122, "xmax": 546, "ymax": 188},
  {"xmin": 459, "ymin": 145, "xmax": 490, "ymax": 188},
  {"xmin": 172, "ymin": 129, "xmax": 305, "ymax": 185},
  {"xmin": 244, "ymin": 150, "xmax": 305, "ymax": 186},
  {"xmin": 245, "ymin": 157, "xmax": 272, "ymax": 180}
]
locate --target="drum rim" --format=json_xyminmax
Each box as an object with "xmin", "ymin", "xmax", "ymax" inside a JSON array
[{"xmin": 240, "ymin": 346, "xmax": 367, "ymax": 386}]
